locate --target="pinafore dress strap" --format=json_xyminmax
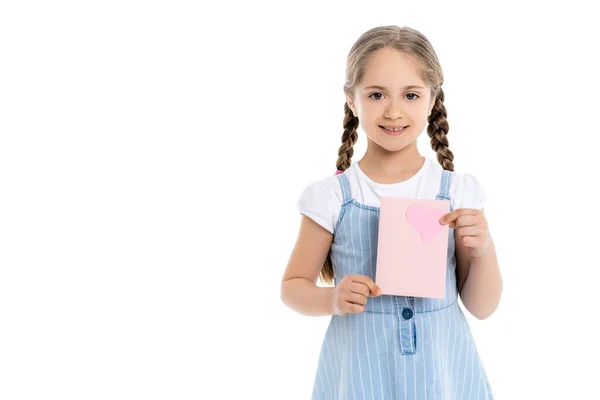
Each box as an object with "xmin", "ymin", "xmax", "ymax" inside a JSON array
[
  {"xmin": 435, "ymin": 169, "xmax": 454, "ymax": 211},
  {"xmin": 337, "ymin": 173, "xmax": 353, "ymax": 206}
]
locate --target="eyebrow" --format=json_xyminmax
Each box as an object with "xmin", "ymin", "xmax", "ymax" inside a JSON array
[{"xmin": 363, "ymin": 85, "xmax": 425, "ymax": 91}]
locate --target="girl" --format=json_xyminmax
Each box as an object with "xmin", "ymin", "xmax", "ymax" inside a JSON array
[{"xmin": 281, "ymin": 25, "xmax": 502, "ymax": 400}]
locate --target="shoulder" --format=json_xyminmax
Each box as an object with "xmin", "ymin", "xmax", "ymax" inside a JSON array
[
  {"xmin": 425, "ymin": 157, "xmax": 487, "ymax": 209},
  {"xmin": 296, "ymin": 174, "xmax": 344, "ymax": 234},
  {"xmin": 449, "ymin": 170, "xmax": 487, "ymax": 210},
  {"xmin": 297, "ymin": 174, "xmax": 343, "ymax": 205}
]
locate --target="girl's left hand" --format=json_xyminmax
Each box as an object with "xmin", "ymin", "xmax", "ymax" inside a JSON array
[{"xmin": 439, "ymin": 208, "xmax": 490, "ymax": 258}]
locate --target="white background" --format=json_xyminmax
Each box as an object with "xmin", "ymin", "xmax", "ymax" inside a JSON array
[{"xmin": 1, "ymin": 1, "xmax": 599, "ymax": 399}]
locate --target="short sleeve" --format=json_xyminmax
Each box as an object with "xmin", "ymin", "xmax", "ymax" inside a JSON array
[
  {"xmin": 296, "ymin": 179, "xmax": 336, "ymax": 234},
  {"xmin": 450, "ymin": 172, "xmax": 487, "ymax": 210}
]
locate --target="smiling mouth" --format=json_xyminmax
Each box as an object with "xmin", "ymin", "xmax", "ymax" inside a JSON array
[
  {"xmin": 379, "ymin": 125, "xmax": 407, "ymax": 130},
  {"xmin": 380, "ymin": 125, "xmax": 408, "ymax": 135}
]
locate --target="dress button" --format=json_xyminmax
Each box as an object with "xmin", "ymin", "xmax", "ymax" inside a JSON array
[{"xmin": 402, "ymin": 308, "xmax": 413, "ymax": 320}]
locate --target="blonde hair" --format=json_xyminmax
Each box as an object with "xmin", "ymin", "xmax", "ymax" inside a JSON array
[{"xmin": 320, "ymin": 25, "xmax": 455, "ymax": 285}]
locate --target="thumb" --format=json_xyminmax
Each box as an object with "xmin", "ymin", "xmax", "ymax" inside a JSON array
[
  {"xmin": 351, "ymin": 275, "xmax": 381, "ymax": 296},
  {"xmin": 365, "ymin": 278, "xmax": 382, "ymax": 297}
]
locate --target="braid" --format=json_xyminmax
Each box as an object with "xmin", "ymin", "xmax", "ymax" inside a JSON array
[
  {"xmin": 335, "ymin": 103, "xmax": 359, "ymax": 172},
  {"xmin": 319, "ymin": 102, "xmax": 359, "ymax": 286},
  {"xmin": 427, "ymin": 88, "xmax": 455, "ymax": 171}
]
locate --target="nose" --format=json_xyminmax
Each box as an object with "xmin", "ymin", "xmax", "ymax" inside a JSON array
[{"xmin": 384, "ymin": 99, "xmax": 404, "ymax": 120}]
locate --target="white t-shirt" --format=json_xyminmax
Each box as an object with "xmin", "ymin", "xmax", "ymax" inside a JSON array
[{"xmin": 297, "ymin": 156, "xmax": 487, "ymax": 234}]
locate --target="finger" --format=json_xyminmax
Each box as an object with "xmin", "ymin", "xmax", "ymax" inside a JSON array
[
  {"xmin": 456, "ymin": 225, "xmax": 481, "ymax": 238},
  {"xmin": 440, "ymin": 208, "xmax": 478, "ymax": 226},
  {"xmin": 351, "ymin": 275, "xmax": 381, "ymax": 295},
  {"xmin": 347, "ymin": 303, "xmax": 365, "ymax": 314},
  {"xmin": 349, "ymin": 282, "xmax": 370, "ymax": 297},
  {"xmin": 461, "ymin": 236, "xmax": 480, "ymax": 247},
  {"xmin": 349, "ymin": 282, "xmax": 381, "ymax": 297},
  {"xmin": 454, "ymin": 215, "xmax": 478, "ymax": 229},
  {"xmin": 439, "ymin": 211, "xmax": 455, "ymax": 226},
  {"xmin": 458, "ymin": 213, "xmax": 488, "ymax": 230},
  {"xmin": 439, "ymin": 209, "xmax": 457, "ymax": 225},
  {"xmin": 367, "ymin": 285, "xmax": 382, "ymax": 297},
  {"xmin": 347, "ymin": 292, "xmax": 368, "ymax": 305}
]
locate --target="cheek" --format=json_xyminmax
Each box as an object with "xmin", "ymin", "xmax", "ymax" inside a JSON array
[{"xmin": 359, "ymin": 104, "xmax": 376, "ymax": 119}]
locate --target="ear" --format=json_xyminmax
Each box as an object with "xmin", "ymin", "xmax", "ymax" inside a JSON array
[
  {"xmin": 428, "ymin": 96, "xmax": 436, "ymax": 117},
  {"xmin": 344, "ymin": 92, "xmax": 357, "ymax": 117}
]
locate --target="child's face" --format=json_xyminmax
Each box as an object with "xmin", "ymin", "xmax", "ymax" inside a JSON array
[{"xmin": 345, "ymin": 48, "xmax": 436, "ymax": 153}]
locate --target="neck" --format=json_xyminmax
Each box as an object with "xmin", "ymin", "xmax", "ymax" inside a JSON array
[{"xmin": 358, "ymin": 142, "xmax": 425, "ymax": 184}]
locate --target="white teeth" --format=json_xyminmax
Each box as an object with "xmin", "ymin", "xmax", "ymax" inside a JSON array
[{"xmin": 382, "ymin": 126, "xmax": 404, "ymax": 131}]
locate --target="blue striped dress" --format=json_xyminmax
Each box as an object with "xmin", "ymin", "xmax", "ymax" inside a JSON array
[{"xmin": 311, "ymin": 169, "xmax": 494, "ymax": 399}]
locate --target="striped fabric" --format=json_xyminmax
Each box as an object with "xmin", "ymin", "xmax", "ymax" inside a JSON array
[{"xmin": 311, "ymin": 170, "xmax": 494, "ymax": 399}]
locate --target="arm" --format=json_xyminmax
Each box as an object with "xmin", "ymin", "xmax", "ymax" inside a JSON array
[
  {"xmin": 454, "ymin": 209, "xmax": 503, "ymax": 320},
  {"xmin": 280, "ymin": 215, "xmax": 336, "ymax": 316}
]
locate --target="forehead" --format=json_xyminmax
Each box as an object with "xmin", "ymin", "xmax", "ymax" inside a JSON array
[{"xmin": 361, "ymin": 48, "xmax": 427, "ymax": 89}]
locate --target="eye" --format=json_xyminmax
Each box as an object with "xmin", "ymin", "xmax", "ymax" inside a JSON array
[
  {"xmin": 368, "ymin": 92, "xmax": 384, "ymax": 100},
  {"xmin": 368, "ymin": 92, "xmax": 421, "ymax": 101}
]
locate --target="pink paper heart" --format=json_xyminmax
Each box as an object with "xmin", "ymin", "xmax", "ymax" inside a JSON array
[{"xmin": 405, "ymin": 205, "xmax": 446, "ymax": 242}]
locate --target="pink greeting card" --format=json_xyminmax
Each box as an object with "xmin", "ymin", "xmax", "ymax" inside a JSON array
[{"xmin": 375, "ymin": 197, "xmax": 450, "ymax": 298}]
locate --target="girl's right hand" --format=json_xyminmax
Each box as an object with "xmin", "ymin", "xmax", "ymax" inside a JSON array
[{"xmin": 331, "ymin": 274, "xmax": 382, "ymax": 316}]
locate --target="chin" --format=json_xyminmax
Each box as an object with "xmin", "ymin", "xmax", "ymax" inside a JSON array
[
  {"xmin": 372, "ymin": 137, "xmax": 416, "ymax": 153},
  {"xmin": 386, "ymin": 144, "xmax": 412, "ymax": 153}
]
